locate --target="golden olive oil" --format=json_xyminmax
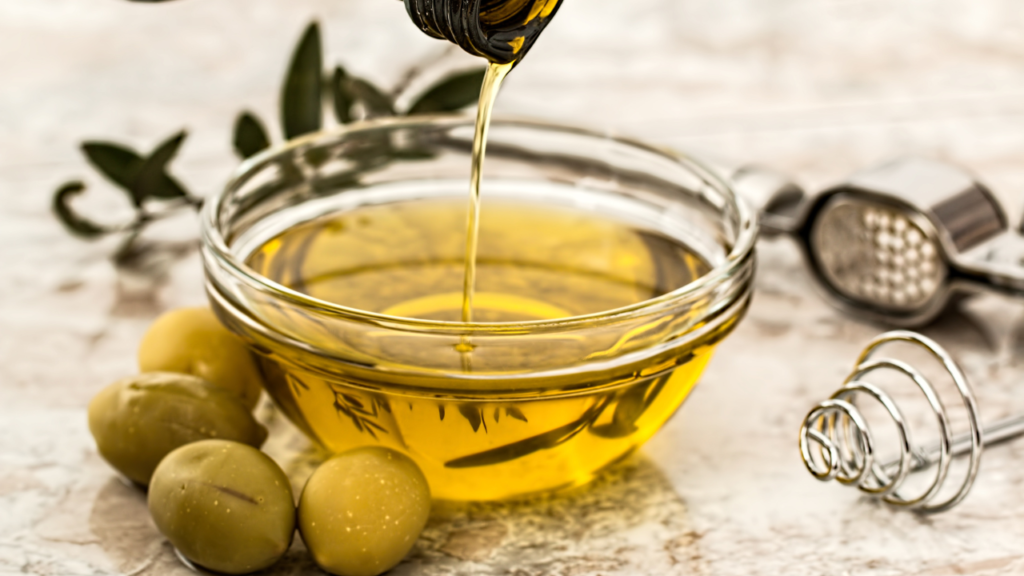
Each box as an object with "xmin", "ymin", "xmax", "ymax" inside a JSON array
[
  {"xmin": 463, "ymin": 61, "xmax": 513, "ymax": 323},
  {"xmin": 247, "ymin": 198, "xmax": 710, "ymax": 322},
  {"xmin": 244, "ymin": 195, "xmax": 731, "ymax": 500}
]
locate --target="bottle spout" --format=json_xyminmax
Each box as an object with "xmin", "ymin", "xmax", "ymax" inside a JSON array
[{"xmin": 403, "ymin": 0, "xmax": 563, "ymax": 64}]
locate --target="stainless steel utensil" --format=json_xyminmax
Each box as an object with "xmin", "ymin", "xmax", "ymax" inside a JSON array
[
  {"xmin": 729, "ymin": 157, "xmax": 1024, "ymax": 327},
  {"xmin": 799, "ymin": 330, "xmax": 1024, "ymax": 513}
]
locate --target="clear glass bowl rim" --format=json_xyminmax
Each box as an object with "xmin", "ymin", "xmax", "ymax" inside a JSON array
[{"xmin": 200, "ymin": 115, "xmax": 758, "ymax": 337}]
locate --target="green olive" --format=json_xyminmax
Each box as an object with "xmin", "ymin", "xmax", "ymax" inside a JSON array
[
  {"xmin": 87, "ymin": 372, "xmax": 268, "ymax": 485},
  {"xmin": 138, "ymin": 307, "xmax": 263, "ymax": 410},
  {"xmin": 148, "ymin": 440, "xmax": 295, "ymax": 575},
  {"xmin": 298, "ymin": 447, "xmax": 431, "ymax": 576}
]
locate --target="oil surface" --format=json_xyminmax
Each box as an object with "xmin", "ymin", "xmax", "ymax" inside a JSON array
[
  {"xmin": 244, "ymin": 196, "xmax": 726, "ymax": 500},
  {"xmin": 247, "ymin": 197, "xmax": 709, "ymax": 323}
]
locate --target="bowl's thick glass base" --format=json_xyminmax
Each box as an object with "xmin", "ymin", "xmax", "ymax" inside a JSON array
[{"xmin": 252, "ymin": 346, "xmax": 716, "ymax": 501}]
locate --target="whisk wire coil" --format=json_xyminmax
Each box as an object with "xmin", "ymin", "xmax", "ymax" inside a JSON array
[{"xmin": 799, "ymin": 330, "xmax": 983, "ymax": 513}]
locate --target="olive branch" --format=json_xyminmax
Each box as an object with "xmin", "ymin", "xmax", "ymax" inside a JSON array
[
  {"xmin": 332, "ymin": 391, "xmax": 390, "ymax": 440},
  {"xmin": 53, "ymin": 21, "xmax": 485, "ymax": 269}
]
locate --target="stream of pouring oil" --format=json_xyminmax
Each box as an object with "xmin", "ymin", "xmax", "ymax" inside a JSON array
[{"xmin": 460, "ymin": 61, "xmax": 514, "ymax": 324}]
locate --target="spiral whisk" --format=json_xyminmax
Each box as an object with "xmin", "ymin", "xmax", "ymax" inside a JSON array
[{"xmin": 799, "ymin": 330, "xmax": 1024, "ymax": 513}]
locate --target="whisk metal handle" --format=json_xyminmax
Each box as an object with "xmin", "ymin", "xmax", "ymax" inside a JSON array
[{"xmin": 893, "ymin": 413, "xmax": 1024, "ymax": 474}]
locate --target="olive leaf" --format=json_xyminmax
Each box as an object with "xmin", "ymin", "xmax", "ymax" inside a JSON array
[
  {"xmin": 591, "ymin": 373, "xmax": 673, "ymax": 439},
  {"xmin": 54, "ymin": 129, "xmax": 198, "ymax": 266},
  {"xmin": 133, "ymin": 130, "xmax": 189, "ymax": 201},
  {"xmin": 445, "ymin": 396, "xmax": 613, "ymax": 469},
  {"xmin": 492, "ymin": 406, "xmax": 529, "ymax": 423},
  {"xmin": 81, "ymin": 135, "xmax": 191, "ymax": 206},
  {"xmin": 505, "ymin": 406, "xmax": 528, "ymax": 422},
  {"xmin": 407, "ymin": 68, "xmax": 486, "ymax": 115},
  {"xmin": 282, "ymin": 22, "xmax": 323, "ymax": 139},
  {"xmin": 348, "ymin": 77, "xmax": 396, "ymax": 118},
  {"xmin": 233, "ymin": 112, "xmax": 271, "ymax": 159},
  {"xmin": 287, "ymin": 372, "xmax": 310, "ymax": 396},
  {"xmin": 331, "ymin": 66, "xmax": 355, "ymax": 124},
  {"xmin": 81, "ymin": 142, "xmax": 146, "ymax": 206},
  {"xmin": 310, "ymin": 170, "xmax": 362, "ymax": 195},
  {"xmin": 333, "ymin": 390, "xmax": 388, "ymax": 440},
  {"xmin": 458, "ymin": 404, "xmax": 487, "ymax": 433},
  {"xmin": 374, "ymin": 397, "xmax": 393, "ymax": 414},
  {"xmin": 52, "ymin": 181, "xmax": 112, "ymax": 239}
]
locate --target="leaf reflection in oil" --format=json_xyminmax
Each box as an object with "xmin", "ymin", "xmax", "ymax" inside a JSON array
[{"xmin": 445, "ymin": 395, "xmax": 614, "ymax": 469}]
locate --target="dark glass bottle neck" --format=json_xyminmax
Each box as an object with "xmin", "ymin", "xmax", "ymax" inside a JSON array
[{"xmin": 404, "ymin": 0, "xmax": 562, "ymax": 64}]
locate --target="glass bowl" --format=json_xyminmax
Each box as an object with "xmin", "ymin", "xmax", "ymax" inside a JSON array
[{"xmin": 201, "ymin": 116, "xmax": 756, "ymax": 501}]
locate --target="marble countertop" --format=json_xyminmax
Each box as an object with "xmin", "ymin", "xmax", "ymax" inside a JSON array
[{"xmin": 5, "ymin": 0, "xmax": 1024, "ymax": 574}]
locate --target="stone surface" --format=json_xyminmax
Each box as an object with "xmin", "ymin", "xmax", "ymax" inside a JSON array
[{"xmin": 4, "ymin": 0, "xmax": 1024, "ymax": 574}]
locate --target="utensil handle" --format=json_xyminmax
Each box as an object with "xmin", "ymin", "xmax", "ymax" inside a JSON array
[
  {"xmin": 890, "ymin": 413, "xmax": 1024, "ymax": 474},
  {"xmin": 732, "ymin": 166, "xmax": 805, "ymax": 237},
  {"xmin": 955, "ymin": 232, "xmax": 1024, "ymax": 295},
  {"xmin": 685, "ymin": 150, "xmax": 805, "ymax": 237}
]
